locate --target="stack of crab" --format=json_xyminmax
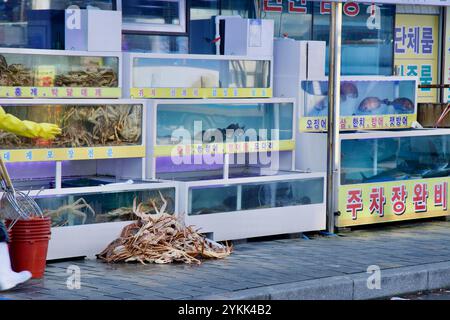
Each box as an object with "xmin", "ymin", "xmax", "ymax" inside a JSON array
[
  {"xmin": 0, "ymin": 55, "xmax": 34, "ymax": 86},
  {"xmin": 98, "ymin": 192, "xmax": 232, "ymax": 264}
]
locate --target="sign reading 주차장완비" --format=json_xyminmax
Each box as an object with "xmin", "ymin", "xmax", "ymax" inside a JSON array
[
  {"xmin": 394, "ymin": 14, "xmax": 439, "ymax": 103},
  {"xmin": 338, "ymin": 178, "xmax": 450, "ymax": 227}
]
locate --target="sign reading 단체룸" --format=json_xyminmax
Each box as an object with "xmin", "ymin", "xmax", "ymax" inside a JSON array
[{"xmin": 394, "ymin": 14, "xmax": 439, "ymax": 103}]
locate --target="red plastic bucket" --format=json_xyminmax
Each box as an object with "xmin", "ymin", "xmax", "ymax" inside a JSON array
[
  {"xmin": 9, "ymin": 239, "xmax": 50, "ymax": 279},
  {"xmin": 6, "ymin": 217, "xmax": 51, "ymax": 279},
  {"xmin": 11, "ymin": 234, "xmax": 51, "ymax": 240},
  {"xmin": 7, "ymin": 217, "xmax": 51, "ymax": 226},
  {"xmin": 9, "ymin": 221, "xmax": 50, "ymax": 226},
  {"xmin": 10, "ymin": 228, "xmax": 50, "ymax": 234}
]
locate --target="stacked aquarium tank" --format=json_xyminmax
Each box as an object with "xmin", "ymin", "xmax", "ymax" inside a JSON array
[
  {"xmin": 297, "ymin": 129, "xmax": 450, "ymax": 228},
  {"xmin": 0, "ymin": 48, "xmax": 121, "ymax": 98},
  {"xmin": 146, "ymin": 98, "xmax": 296, "ymax": 180},
  {"xmin": 0, "ymin": 97, "xmax": 178, "ymax": 260},
  {"xmin": 178, "ymin": 169, "xmax": 326, "ymax": 241},
  {"xmin": 36, "ymin": 182, "xmax": 177, "ymax": 260},
  {"xmin": 142, "ymin": 97, "xmax": 326, "ymax": 241},
  {"xmin": 0, "ymin": 100, "xmax": 145, "ymax": 162},
  {"xmin": 276, "ymin": 38, "xmax": 449, "ymax": 230},
  {"xmin": 123, "ymin": 53, "xmax": 273, "ymax": 98},
  {"xmin": 299, "ymin": 77, "xmax": 418, "ymax": 131}
]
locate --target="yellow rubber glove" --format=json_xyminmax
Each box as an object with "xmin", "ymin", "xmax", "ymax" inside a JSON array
[{"xmin": 0, "ymin": 106, "xmax": 62, "ymax": 139}]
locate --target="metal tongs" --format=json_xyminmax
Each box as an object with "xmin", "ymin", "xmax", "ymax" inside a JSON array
[{"xmin": 0, "ymin": 156, "xmax": 43, "ymax": 229}]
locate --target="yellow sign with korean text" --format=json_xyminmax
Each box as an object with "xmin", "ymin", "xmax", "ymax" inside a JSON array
[
  {"xmin": 299, "ymin": 114, "xmax": 416, "ymax": 132},
  {"xmin": 337, "ymin": 178, "xmax": 450, "ymax": 227},
  {"xmin": 130, "ymin": 87, "xmax": 272, "ymax": 99},
  {"xmin": 0, "ymin": 146, "xmax": 145, "ymax": 163},
  {"xmin": 154, "ymin": 140, "xmax": 295, "ymax": 157},
  {"xmin": 394, "ymin": 14, "xmax": 439, "ymax": 103},
  {"xmin": 0, "ymin": 86, "xmax": 121, "ymax": 98}
]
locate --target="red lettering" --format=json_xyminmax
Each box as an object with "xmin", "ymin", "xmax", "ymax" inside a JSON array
[
  {"xmin": 320, "ymin": 1, "xmax": 331, "ymax": 15},
  {"xmin": 391, "ymin": 185, "xmax": 407, "ymax": 216},
  {"xmin": 288, "ymin": 0, "xmax": 307, "ymax": 14},
  {"xmin": 369, "ymin": 187, "xmax": 386, "ymax": 217},
  {"xmin": 413, "ymin": 183, "xmax": 428, "ymax": 212},
  {"xmin": 346, "ymin": 189, "xmax": 363, "ymax": 220},
  {"xmin": 343, "ymin": 2, "xmax": 360, "ymax": 17},
  {"xmin": 263, "ymin": 0, "xmax": 283, "ymax": 12},
  {"xmin": 434, "ymin": 182, "xmax": 448, "ymax": 211}
]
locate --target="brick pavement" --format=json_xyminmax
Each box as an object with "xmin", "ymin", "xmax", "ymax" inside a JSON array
[{"xmin": 2, "ymin": 220, "xmax": 450, "ymax": 300}]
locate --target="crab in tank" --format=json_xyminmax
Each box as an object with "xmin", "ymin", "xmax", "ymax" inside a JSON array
[{"xmin": 44, "ymin": 198, "xmax": 96, "ymax": 227}]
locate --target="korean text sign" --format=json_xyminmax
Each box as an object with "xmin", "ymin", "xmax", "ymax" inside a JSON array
[
  {"xmin": 394, "ymin": 14, "xmax": 439, "ymax": 103},
  {"xmin": 338, "ymin": 178, "xmax": 450, "ymax": 227}
]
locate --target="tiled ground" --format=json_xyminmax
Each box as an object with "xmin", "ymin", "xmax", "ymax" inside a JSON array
[{"xmin": 3, "ymin": 220, "xmax": 450, "ymax": 300}]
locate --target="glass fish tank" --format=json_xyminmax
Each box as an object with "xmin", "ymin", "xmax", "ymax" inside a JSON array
[
  {"xmin": 155, "ymin": 101, "xmax": 294, "ymax": 145},
  {"xmin": 341, "ymin": 132, "xmax": 450, "ymax": 185},
  {"xmin": 188, "ymin": 176, "xmax": 324, "ymax": 215},
  {"xmin": 0, "ymin": 51, "xmax": 119, "ymax": 88},
  {"xmin": 154, "ymin": 150, "xmax": 293, "ymax": 179},
  {"xmin": 34, "ymin": 186, "xmax": 176, "ymax": 227},
  {"xmin": 300, "ymin": 77, "xmax": 417, "ymax": 131},
  {"xmin": 0, "ymin": 103, "xmax": 143, "ymax": 149},
  {"xmin": 130, "ymin": 55, "xmax": 271, "ymax": 89}
]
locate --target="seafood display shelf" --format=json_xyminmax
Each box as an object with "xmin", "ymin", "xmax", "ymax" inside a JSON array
[
  {"xmin": 145, "ymin": 98, "xmax": 296, "ymax": 179},
  {"xmin": 298, "ymin": 76, "xmax": 418, "ymax": 132},
  {"xmin": 297, "ymin": 128, "xmax": 450, "ymax": 227},
  {"xmin": 2, "ymin": 181, "xmax": 178, "ymax": 260},
  {"xmin": 173, "ymin": 169, "xmax": 326, "ymax": 241},
  {"xmin": 123, "ymin": 53, "xmax": 273, "ymax": 99},
  {"xmin": 0, "ymin": 99, "xmax": 146, "ymax": 162},
  {"xmin": 0, "ymin": 48, "xmax": 121, "ymax": 98}
]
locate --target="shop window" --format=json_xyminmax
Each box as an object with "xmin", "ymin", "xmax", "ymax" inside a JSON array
[
  {"xmin": 312, "ymin": 2, "xmax": 395, "ymax": 76},
  {"xmin": 122, "ymin": 33, "xmax": 188, "ymax": 53},
  {"xmin": 260, "ymin": 1, "xmax": 395, "ymax": 76},
  {"xmin": 0, "ymin": 0, "xmax": 113, "ymax": 49},
  {"xmin": 219, "ymin": 0, "xmax": 256, "ymax": 18},
  {"xmin": 190, "ymin": 0, "xmax": 220, "ymax": 21},
  {"xmin": 260, "ymin": 0, "xmax": 313, "ymax": 40},
  {"xmin": 189, "ymin": 0, "xmax": 256, "ymax": 54},
  {"xmin": 117, "ymin": 0, "xmax": 187, "ymax": 33}
]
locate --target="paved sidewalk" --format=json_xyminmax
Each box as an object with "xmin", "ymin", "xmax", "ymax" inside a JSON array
[{"xmin": 3, "ymin": 220, "xmax": 450, "ymax": 300}]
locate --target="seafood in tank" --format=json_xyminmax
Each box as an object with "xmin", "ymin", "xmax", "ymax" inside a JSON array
[
  {"xmin": 0, "ymin": 56, "xmax": 34, "ymax": 86},
  {"xmin": 35, "ymin": 188, "xmax": 176, "ymax": 227},
  {"xmin": 301, "ymin": 81, "xmax": 359, "ymax": 103},
  {"xmin": 302, "ymin": 79, "xmax": 416, "ymax": 117},
  {"xmin": 340, "ymin": 134, "xmax": 450, "ymax": 185},
  {"xmin": 188, "ymin": 177, "xmax": 324, "ymax": 215},
  {"xmin": 0, "ymin": 53, "xmax": 118, "ymax": 88},
  {"xmin": 156, "ymin": 102, "xmax": 294, "ymax": 145},
  {"xmin": 357, "ymin": 97, "xmax": 414, "ymax": 114},
  {"xmin": 0, "ymin": 104, "xmax": 143, "ymax": 149}
]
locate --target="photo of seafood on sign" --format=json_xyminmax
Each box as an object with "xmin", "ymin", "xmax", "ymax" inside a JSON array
[{"xmin": 299, "ymin": 77, "xmax": 417, "ymax": 132}]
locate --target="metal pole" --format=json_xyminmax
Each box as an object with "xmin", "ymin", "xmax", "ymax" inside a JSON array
[{"xmin": 326, "ymin": 1, "xmax": 342, "ymax": 233}]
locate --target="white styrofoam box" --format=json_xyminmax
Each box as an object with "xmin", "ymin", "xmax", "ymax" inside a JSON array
[
  {"xmin": 65, "ymin": 9, "xmax": 121, "ymax": 52},
  {"xmin": 274, "ymin": 38, "xmax": 326, "ymax": 99},
  {"xmin": 224, "ymin": 18, "xmax": 274, "ymax": 57}
]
